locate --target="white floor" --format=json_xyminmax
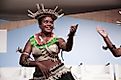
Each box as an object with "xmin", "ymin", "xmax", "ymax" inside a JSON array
[{"xmin": 0, "ymin": 64, "xmax": 121, "ymax": 80}]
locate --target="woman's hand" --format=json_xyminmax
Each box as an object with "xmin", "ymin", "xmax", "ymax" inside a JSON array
[
  {"xmin": 36, "ymin": 62, "xmax": 50, "ymax": 79},
  {"xmin": 96, "ymin": 27, "xmax": 108, "ymax": 38},
  {"xmin": 68, "ymin": 24, "xmax": 78, "ymax": 36}
]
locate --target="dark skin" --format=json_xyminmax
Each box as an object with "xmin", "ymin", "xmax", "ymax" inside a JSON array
[
  {"xmin": 96, "ymin": 27, "xmax": 121, "ymax": 57},
  {"xmin": 19, "ymin": 16, "xmax": 78, "ymax": 78}
]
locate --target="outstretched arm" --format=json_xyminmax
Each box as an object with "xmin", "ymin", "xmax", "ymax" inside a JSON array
[
  {"xmin": 96, "ymin": 27, "xmax": 121, "ymax": 57},
  {"xmin": 59, "ymin": 24, "xmax": 78, "ymax": 51}
]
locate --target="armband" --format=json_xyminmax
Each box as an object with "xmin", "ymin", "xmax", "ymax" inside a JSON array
[
  {"xmin": 110, "ymin": 44, "xmax": 116, "ymax": 50},
  {"xmin": 102, "ymin": 44, "xmax": 116, "ymax": 50},
  {"xmin": 22, "ymin": 52, "xmax": 30, "ymax": 56}
]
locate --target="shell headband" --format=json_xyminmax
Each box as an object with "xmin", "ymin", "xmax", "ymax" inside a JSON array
[{"xmin": 27, "ymin": 4, "xmax": 64, "ymax": 20}]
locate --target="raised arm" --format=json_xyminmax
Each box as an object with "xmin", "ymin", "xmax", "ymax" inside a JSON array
[
  {"xmin": 96, "ymin": 27, "xmax": 121, "ymax": 57},
  {"xmin": 58, "ymin": 24, "xmax": 78, "ymax": 52}
]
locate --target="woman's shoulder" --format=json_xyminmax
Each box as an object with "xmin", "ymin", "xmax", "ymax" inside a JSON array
[
  {"xmin": 29, "ymin": 33, "xmax": 39, "ymax": 39},
  {"xmin": 28, "ymin": 33, "xmax": 39, "ymax": 45},
  {"xmin": 57, "ymin": 37, "xmax": 65, "ymax": 43}
]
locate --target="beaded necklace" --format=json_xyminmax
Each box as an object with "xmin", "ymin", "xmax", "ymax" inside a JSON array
[{"xmin": 30, "ymin": 33, "xmax": 58, "ymax": 49}]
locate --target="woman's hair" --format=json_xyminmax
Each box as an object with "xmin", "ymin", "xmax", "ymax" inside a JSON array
[{"xmin": 37, "ymin": 14, "xmax": 55, "ymax": 25}]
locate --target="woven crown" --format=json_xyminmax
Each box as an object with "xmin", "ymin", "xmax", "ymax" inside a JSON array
[{"xmin": 28, "ymin": 4, "xmax": 64, "ymax": 20}]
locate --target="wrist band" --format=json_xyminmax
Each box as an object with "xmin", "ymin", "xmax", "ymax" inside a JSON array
[
  {"xmin": 110, "ymin": 44, "xmax": 116, "ymax": 50},
  {"xmin": 22, "ymin": 52, "xmax": 30, "ymax": 56}
]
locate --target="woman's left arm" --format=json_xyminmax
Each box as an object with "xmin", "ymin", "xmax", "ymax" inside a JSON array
[{"xmin": 58, "ymin": 24, "xmax": 78, "ymax": 51}]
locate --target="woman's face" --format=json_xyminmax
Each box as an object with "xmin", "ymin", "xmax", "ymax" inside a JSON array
[{"xmin": 39, "ymin": 16, "xmax": 54, "ymax": 33}]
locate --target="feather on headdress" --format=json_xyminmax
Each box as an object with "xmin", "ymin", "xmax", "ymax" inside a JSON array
[{"xmin": 27, "ymin": 4, "xmax": 64, "ymax": 20}]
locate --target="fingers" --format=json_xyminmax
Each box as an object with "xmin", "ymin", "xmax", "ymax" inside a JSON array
[
  {"xmin": 70, "ymin": 24, "xmax": 78, "ymax": 32},
  {"xmin": 96, "ymin": 26, "xmax": 103, "ymax": 31},
  {"xmin": 96, "ymin": 26, "xmax": 100, "ymax": 31},
  {"xmin": 96, "ymin": 26, "xmax": 105, "ymax": 33},
  {"xmin": 96, "ymin": 26, "xmax": 108, "ymax": 37}
]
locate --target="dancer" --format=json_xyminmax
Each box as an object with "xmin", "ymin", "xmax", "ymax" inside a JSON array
[
  {"xmin": 19, "ymin": 4, "xmax": 78, "ymax": 80},
  {"xmin": 96, "ymin": 27, "xmax": 121, "ymax": 57}
]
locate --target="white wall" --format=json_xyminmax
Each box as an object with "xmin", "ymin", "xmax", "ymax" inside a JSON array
[{"xmin": 0, "ymin": 30, "xmax": 7, "ymax": 53}]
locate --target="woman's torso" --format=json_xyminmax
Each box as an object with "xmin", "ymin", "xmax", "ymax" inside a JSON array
[{"xmin": 30, "ymin": 33, "xmax": 62, "ymax": 69}]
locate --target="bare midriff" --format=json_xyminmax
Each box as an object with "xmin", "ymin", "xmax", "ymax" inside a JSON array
[{"xmin": 38, "ymin": 59, "xmax": 62, "ymax": 70}]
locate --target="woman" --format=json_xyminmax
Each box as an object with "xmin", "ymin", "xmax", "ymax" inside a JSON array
[
  {"xmin": 96, "ymin": 27, "xmax": 121, "ymax": 57},
  {"xmin": 19, "ymin": 4, "xmax": 78, "ymax": 80}
]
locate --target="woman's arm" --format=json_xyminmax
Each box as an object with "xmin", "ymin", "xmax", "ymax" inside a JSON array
[
  {"xmin": 58, "ymin": 24, "xmax": 78, "ymax": 52},
  {"xmin": 19, "ymin": 39, "xmax": 50, "ymax": 78},
  {"xmin": 96, "ymin": 27, "xmax": 121, "ymax": 57},
  {"xmin": 103, "ymin": 36, "xmax": 121, "ymax": 57},
  {"xmin": 19, "ymin": 40, "xmax": 38, "ymax": 67}
]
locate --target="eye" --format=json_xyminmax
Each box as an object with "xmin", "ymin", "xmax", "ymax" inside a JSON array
[
  {"xmin": 50, "ymin": 21, "xmax": 54, "ymax": 24},
  {"xmin": 43, "ymin": 20, "xmax": 54, "ymax": 24},
  {"xmin": 43, "ymin": 20, "xmax": 48, "ymax": 23}
]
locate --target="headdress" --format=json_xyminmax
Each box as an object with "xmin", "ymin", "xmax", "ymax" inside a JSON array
[
  {"xmin": 27, "ymin": 4, "xmax": 64, "ymax": 20},
  {"xmin": 116, "ymin": 10, "xmax": 121, "ymax": 25}
]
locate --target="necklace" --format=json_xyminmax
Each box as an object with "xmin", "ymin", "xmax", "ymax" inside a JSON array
[
  {"xmin": 35, "ymin": 32, "xmax": 55, "ymax": 45},
  {"xmin": 30, "ymin": 33, "xmax": 58, "ymax": 49}
]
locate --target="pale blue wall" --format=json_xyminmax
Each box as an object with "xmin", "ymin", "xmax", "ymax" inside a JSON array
[{"xmin": 0, "ymin": 16, "xmax": 121, "ymax": 67}]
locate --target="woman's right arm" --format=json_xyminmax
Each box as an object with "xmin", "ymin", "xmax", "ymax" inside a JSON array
[
  {"xmin": 19, "ymin": 39, "xmax": 50, "ymax": 78},
  {"xmin": 19, "ymin": 40, "xmax": 38, "ymax": 67},
  {"xmin": 96, "ymin": 27, "xmax": 121, "ymax": 57}
]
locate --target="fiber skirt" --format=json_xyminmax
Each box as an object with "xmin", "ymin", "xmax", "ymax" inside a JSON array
[
  {"xmin": 56, "ymin": 72, "xmax": 75, "ymax": 80},
  {"xmin": 30, "ymin": 63, "xmax": 75, "ymax": 80}
]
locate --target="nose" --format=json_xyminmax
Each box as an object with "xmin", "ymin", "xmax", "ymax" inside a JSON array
[
  {"xmin": 47, "ymin": 22, "xmax": 52, "ymax": 26},
  {"xmin": 46, "ymin": 22, "xmax": 54, "ymax": 28},
  {"xmin": 47, "ymin": 21, "xmax": 53, "ymax": 26},
  {"xmin": 45, "ymin": 22, "xmax": 53, "ymax": 29}
]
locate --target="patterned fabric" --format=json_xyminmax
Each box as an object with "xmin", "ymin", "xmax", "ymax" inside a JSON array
[
  {"xmin": 29, "ymin": 33, "xmax": 75, "ymax": 80},
  {"xmin": 29, "ymin": 33, "xmax": 59, "ymax": 61}
]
